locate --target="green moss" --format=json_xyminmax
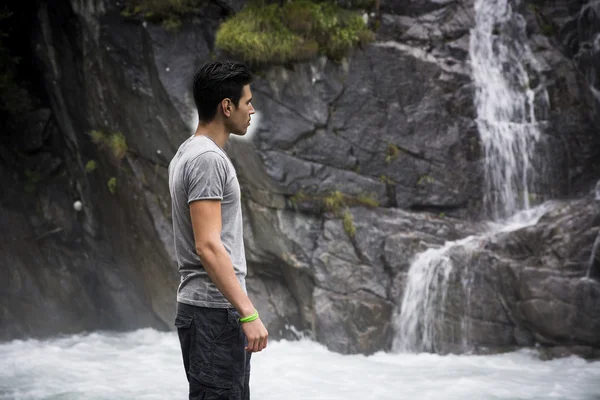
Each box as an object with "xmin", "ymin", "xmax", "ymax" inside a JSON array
[
  {"xmin": 215, "ymin": 0, "xmax": 374, "ymax": 65},
  {"xmin": 417, "ymin": 174, "xmax": 435, "ymax": 186},
  {"xmin": 289, "ymin": 190, "xmax": 308, "ymax": 208},
  {"xmin": 90, "ymin": 130, "xmax": 128, "ymax": 160},
  {"xmin": 342, "ymin": 209, "xmax": 356, "ymax": 238},
  {"xmin": 85, "ymin": 160, "xmax": 98, "ymax": 173},
  {"xmin": 291, "ymin": 188, "xmax": 377, "ymax": 238},
  {"xmin": 108, "ymin": 132, "xmax": 128, "ymax": 160},
  {"xmin": 356, "ymin": 193, "xmax": 379, "ymax": 208},
  {"xmin": 379, "ymin": 175, "xmax": 396, "ymax": 185},
  {"xmin": 107, "ymin": 177, "xmax": 118, "ymax": 195},
  {"xmin": 385, "ymin": 143, "xmax": 400, "ymax": 164},
  {"xmin": 122, "ymin": 0, "xmax": 208, "ymax": 30},
  {"xmin": 324, "ymin": 190, "xmax": 346, "ymax": 214},
  {"xmin": 90, "ymin": 130, "xmax": 106, "ymax": 145},
  {"xmin": 162, "ymin": 16, "xmax": 182, "ymax": 31},
  {"xmin": 291, "ymin": 189, "xmax": 378, "ymax": 216}
]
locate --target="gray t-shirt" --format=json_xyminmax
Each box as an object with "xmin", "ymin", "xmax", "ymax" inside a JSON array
[{"xmin": 168, "ymin": 135, "xmax": 247, "ymax": 308}]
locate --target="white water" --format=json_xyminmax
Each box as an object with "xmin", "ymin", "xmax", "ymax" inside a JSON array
[
  {"xmin": 1, "ymin": 329, "xmax": 599, "ymax": 400},
  {"xmin": 587, "ymin": 231, "xmax": 600, "ymax": 279},
  {"xmin": 393, "ymin": 0, "xmax": 556, "ymax": 352},
  {"xmin": 394, "ymin": 204, "xmax": 555, "ymax": 352},
  {"xmin": 470, "ymin": 0, "xmax": 548, "ymax": 220},
  {"xmin": 394, "ymin": 235, "xmax": 479, "ymax": 352}
]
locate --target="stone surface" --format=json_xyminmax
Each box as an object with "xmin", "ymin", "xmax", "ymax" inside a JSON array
[
  {"xmin": 0, "ymin": 0, "xmax": 599, "ymax": 358},
  {"xmin": 423, "ymin": 199, "xmax": 600, "ymax": 353}
]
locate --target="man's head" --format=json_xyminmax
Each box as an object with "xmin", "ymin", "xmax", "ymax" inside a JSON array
[{"xmin": 192, "ymin": 61, "xmax": 255, "ymax": 135}]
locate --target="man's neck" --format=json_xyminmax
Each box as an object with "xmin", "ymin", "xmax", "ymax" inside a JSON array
[{"xmin": 194, "ymin": 122, "xmax": 229, "ymax": 149}]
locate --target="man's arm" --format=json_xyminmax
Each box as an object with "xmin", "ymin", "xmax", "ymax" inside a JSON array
[{"xmin": 190, "ymin": 199, "xmax": 268, "ymax": 352}]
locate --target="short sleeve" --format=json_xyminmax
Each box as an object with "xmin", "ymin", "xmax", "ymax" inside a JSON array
[{"xmin": 186, "ymin": 151, "xmax": 228, "ymax": 203}]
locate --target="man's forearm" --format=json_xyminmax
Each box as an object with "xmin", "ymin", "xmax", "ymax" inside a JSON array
[{"xmin": 197, "ymin": 242, "xmax": 255, "ymax": 317}]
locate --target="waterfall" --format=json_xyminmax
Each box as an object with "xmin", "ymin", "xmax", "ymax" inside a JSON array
[
  {"xmin": 587, "ymin": 231, "xmax": 600, "ymax": 279},
  {"xmin": 393, "ymin": 237, "xmax": 480, "ymax": 352},
  {"xmin": 394, "ymin": 0, "xmax": 549, "ymax": 352},
  {"xmin": 470, "ymin": 0, "xmax": 548, "ymax": 220}
]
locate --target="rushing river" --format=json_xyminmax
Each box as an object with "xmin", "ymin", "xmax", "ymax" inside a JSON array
[{"xmin": 1, "ymin": 329, "xmax": 599, "ymax": 400}]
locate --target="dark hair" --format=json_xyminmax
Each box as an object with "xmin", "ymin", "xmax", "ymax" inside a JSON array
[{"xmin": 192, "ymin": 61, "xmax": 253, "ymax": 122}]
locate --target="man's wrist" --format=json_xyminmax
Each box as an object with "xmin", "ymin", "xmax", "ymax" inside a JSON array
[
  {"xmin": 240, "ymin": 310, "xmax": 259, "ymax": 323},
  {"xmin": 239, "ymin": 305, "xmax": 255, "ymax": 318}
]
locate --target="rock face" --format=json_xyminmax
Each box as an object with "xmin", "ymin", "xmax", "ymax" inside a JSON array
[
  {"xmin": 0, "ymin": 0, "xmax": 599, "ymax": 356},
  {"xmin": 426, "ymin": 198, "xmax": 600, "ymax": 353}
]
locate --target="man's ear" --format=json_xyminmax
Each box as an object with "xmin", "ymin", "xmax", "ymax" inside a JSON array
[{"xmin": 221, "ymin": 98, "xmax": 232, "ymax": 117}]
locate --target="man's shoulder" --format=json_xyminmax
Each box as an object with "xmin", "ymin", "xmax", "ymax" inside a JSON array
[{"xmin": 183, "ymin": 137, "xmax": 227, "ymax": 161}]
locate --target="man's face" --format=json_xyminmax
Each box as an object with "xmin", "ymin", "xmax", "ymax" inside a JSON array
[{"xmin": 228, "ymin": 84, "xmax": 255, "ymax": 136}]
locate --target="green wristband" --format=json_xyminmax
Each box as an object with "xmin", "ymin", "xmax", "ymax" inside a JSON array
[{"xmin": 239, "ymin": 310, "xmax": 259, "ymax": 323}]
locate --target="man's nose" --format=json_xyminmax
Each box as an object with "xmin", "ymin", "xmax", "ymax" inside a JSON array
[{"xmin": 249, "ymin": 104, "xmax": 256, "ymax": 114}]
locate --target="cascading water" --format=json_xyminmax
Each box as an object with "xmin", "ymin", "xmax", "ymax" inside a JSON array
[
  {"xmin": 471, "ymin": 0, "xmax": 548, "ymax": 221},
  {"xmin": 587, "ymin": 231, "xmax": 600, "ymax": 279},
  {"xmin": 394, "ymin": 237, "xmax": 481, "ymax": 352},
  {"xmin": 394, "ymin": 0, "xmax": 549, "ymax": 352}
]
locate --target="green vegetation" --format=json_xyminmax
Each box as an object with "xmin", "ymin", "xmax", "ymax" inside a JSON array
[
  {"xmin": 323, "ymin": 190, "xmax": 379, "ymax": 213},
  {"xmin": 291, "ymin": 189, "xmax": 378, "ymax": 213},
  {"xmin": 289, "ymin": 190, "xmax": 309, "ymax": 207},
  {"xmin": 324, "ymin": 190, "xmax": 346, "ymax": 214},
  {"xmin": 121, "ymin": 0, "xmax": 374, "ymax": 61},
  {"xmin": 417, "ymin": 174, "xmax": 435, "ymax": 186},
  {"xmin": 342, "ymin": 210, "xmax": 356, "ymax": 238},
  {"xmin": 385, "ymin": 143, "xmax": 400, "ymax": 164},
  {"xmin": 109, "ymin": 133, "xmax": 128, "ymax": 160},
  {"xmin": 121, "ymin": 0, "xmax": 209, "ymax": 31},
  {"xmin": 215, "ymin": 0, "xmax": 374, "ymax": 65},
  {"xmin": 90, "ymin": 130, "xmax": 105, "ymax": 144},
  {"xmin": 107, "ymin": 177, "xmax": 118, "ymax": 195},
  {"xmin": 85, "ymin": 160, "xmax": 97, "ymax": 173},
  {"xmin": 90, "ymin": 130, "xmax": 128, "ymax": 160},
  {"xmin": 291, "ymin": 189, "xmax": 378, "ymax": 238},
  {"xmin": 379, "ymin": 175, "xmax": 396, "ymax": 185},
  {"xmin": 356, "ymin": 193, "xmax": 379, "ymax": 208}
]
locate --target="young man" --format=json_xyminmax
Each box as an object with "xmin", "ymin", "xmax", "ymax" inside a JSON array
[{"xmin": 168, "ymin": 61, "xmax": 268, "ymax": 400}]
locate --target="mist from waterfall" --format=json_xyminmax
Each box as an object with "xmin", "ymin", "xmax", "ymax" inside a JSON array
[{"xmin": 394, "ymin": 0, "xmax": 551, "ymax": 352}]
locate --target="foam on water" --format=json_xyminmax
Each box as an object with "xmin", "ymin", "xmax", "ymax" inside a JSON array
[{"xmin": 1, "ymin": 330, "xmax": 600, "ymax": 400}]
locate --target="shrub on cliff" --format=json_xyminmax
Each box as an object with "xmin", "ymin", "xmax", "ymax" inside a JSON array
[{"xmin": 215, "ymin": 0, "xmax": 375, "ymax": 64}]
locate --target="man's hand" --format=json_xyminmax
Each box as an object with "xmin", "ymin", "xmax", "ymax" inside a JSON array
[{"xmin": 242, "ymin": 318, "xmax": 268, "ymax": 352}]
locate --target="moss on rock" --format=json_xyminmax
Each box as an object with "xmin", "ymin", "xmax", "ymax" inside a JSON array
[
  {"xmin": 215, "ymin": 0, "xmax": 374, "ymax": 65},
  {"xmin": 122, "ymin": 0, "xmax": 209, "ymax": 31}
]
